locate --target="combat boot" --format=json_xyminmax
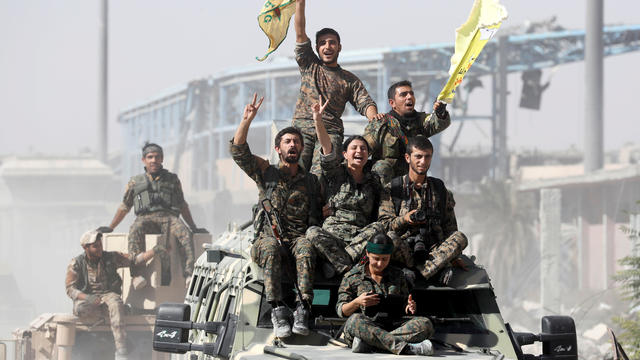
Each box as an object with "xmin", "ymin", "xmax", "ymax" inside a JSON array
[
  {"xmin": 405, "ymin": 339, "xmax": 434, "ymax": 356},
  {"xmin": 351, "ymin": 337, "xmax": 373, "ymax": 353},
  {"xmin": 292, "ymin": 303, "xmax": 310, "ymax": 335},
  {"xmin": 271, "ymin": 306, "xmax": 292, "ymax": 338}
]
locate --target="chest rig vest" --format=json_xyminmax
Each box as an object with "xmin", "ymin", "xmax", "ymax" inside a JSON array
[
  {"xmin": 73, "ymin": 252, "xmax": 123, "ymax": 295},
  {"xmin": 131, "ymin": 169, "xmax": 182, "ymax": 216}
]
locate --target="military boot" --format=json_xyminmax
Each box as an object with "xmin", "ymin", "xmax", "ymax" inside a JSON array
[
  {"xmin": 292, "ymin": 303, "xmax": 310, "ymax": 336},
  {"xmin": 271, "ymin": 306, "xmax": 292, "ymax": 338},
  {"xmin": 351, "ymin": 337, "xmax": 373, "ymax": 353},
  {"xmin": 405, "ymin": 339, "xmax": 434, "ymax": 356}
]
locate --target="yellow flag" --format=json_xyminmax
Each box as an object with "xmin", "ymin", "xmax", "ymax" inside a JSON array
[
  {"xmin": 256, "ymin": 0, "xmax": 297, "ymax": 61},
  {"xmin": 438, "ymin": 0, "xmax": 508, "ymax": 103}
]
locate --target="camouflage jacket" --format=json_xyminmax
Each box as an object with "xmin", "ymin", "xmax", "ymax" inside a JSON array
[
  {"xmin": 378, "ymin": 175, "xmax": 458, "ymax": 241},
  {"xmin": 229, "ymin": 140, "xmax": 322, "ymax": 240},
  {"xmin": 120, "ymin": 168, "xmax": 186, "ymax": 215},
  {"xmin": 65, "ymin": 251, "xmax": 132, "ymax": 299},
  {"xmin": 336, "ymin": 262, "xmax": 409, "ymax": 318},
  {"xmin": 363, "ymin": 110, "xmax": 450, "ymax": 176},
  {"xmin": 319, "ymin": 148, "xmax": 384, "ymax": 237},
  {"xmin": 292, "ymin": 40, "xmax": 376, "ymax": 133}
]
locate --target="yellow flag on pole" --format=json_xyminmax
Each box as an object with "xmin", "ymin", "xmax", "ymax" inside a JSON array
[
  {"xmin": 437, "ymin": 0, "xmax": 508, "ymax": 103},
  {"xmin": 256, "ymin": 0, "xmax": 297, "ymax": 61}
]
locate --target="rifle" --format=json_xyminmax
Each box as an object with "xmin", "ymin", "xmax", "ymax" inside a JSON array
[{"xmin": 260, "ymin": 199, "xmax": 307, "ymax": 307}]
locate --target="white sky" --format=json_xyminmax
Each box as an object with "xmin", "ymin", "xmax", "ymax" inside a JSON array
[{"xmin": 0, "ymin": 0, "xmax": 639, "ymax": 156}]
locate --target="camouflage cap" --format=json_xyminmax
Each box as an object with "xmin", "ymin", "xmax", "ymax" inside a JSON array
[{"xmin": 80, "ymin": 230, "xmax": 100, "ymax": 246}]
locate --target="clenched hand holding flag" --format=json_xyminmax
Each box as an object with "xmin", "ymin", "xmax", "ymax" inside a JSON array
[
  {"xmin": 256, "ymin": 0, "xmax": 297, "ymax": 61},
  {"xmin": 438, "ymin": 0, "xmax": 508, "ymax": 103}
]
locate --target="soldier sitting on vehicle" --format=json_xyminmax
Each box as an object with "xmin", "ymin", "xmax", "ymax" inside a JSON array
[
  {"xmin": 336, "ymin": 233, "xmax": 434, "ymax": 355},
  {"xmin": 98, "ymin": 142, "xmax": 207, "ymax": 288},
  {"xmin": 230, "ymin": 94, "xmax": 322, "ymax": 338},
  {"xmin": 379, "ymin": 135, "xmax": 468, "ymax": 284},
  {"xmin": 305, "ymin": 96, "xmax": 388, "ymax": 278},
  {"xmin": 65, "ymin": 230, "xmax": 165, "ymax": 359},
  {"xmin": 363, "ymin": 80, "xmax": 450, "ymax": 185}
]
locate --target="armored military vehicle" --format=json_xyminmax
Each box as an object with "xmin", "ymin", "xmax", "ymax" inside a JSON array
[{"xmin": 152, "ymin": 222, "xmax": 578, "ymax": 360}]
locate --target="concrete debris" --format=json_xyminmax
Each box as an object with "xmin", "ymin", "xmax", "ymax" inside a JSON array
[{"xmin": 583, "ymin": 323, "xmax": 608, "ymax": 341}]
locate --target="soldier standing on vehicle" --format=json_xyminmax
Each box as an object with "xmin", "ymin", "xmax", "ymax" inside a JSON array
[
  {"xmin": 230, "ymin": 94, "xmax": 322, "ymax": 338},
  {"xmin": 98, "ymin": 142, "xmax": 207, "ymax": 288},
  {"xmin": 336, "ymin": 233, "xmax": 434, "ymax": 355},
  {"xmin": 292, "ymin": 0, "xmax": 384, "ymax": 175},
  {"xmin": 65, "ymin": 230, "xmax": 164, "ymax": 359},
  {"xmin": 379, "ymin": 135, "xmax": 468, "ymax": 284},
  {"xmin": 306, "ymin": 96, "xmax": 387, "ymax": 278},
  {"xmin": 363, "ymin": 80, "xmax": 451, "ymax": 185}
]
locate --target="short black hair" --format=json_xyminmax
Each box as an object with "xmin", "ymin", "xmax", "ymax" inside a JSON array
[
  {"xmin": 142, "ymin": 142, "xmax": 164, "ymax": 157},
  {"xmin": 274, "ymin": 127, "xmax": 304, "ymax": 147},
  {"xmin": 387, "ymin": 80, "xmax": 413, "ymax": 100},
  {"xmin": 342, "ymin": 135, "xmax": 370, "ymax": 153},
  {"xmin": 406, "ymin": 135, "xmax": 433, "ymax": 155},
  {"xmin": 369, "ymin": 232, "xmax": 393, "ymax": 246},
  {"xmin": 315, "ymin": 28, "xmax": 341, "ymax": 44}
]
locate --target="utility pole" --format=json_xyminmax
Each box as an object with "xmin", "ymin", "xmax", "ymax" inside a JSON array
[
  {"xmin": 98, "ymin": 0, "xmax": 108, "ymax": 163},
  {"xmin": 492, "ymin": 36, "xmax": 509, "ymax": 180},
  {"xmin": 584, "ymin": 0, "xmax": 604, "ymax": 173}
]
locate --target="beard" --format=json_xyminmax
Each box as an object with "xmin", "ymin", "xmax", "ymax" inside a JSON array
[
  {"xmin": 281, "ymin": 151, "xmax": 300, "ymax": 164},
  {"xmin": 410, "ymin": 162, "xmax": 428, "ymax": 176},
  {"xmin": 284, "ymin": 155, "xmax": 299, "ymax": 164}
]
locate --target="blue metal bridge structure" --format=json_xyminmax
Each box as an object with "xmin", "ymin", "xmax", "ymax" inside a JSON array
[{"xmin": 117, "ymin": 24, "xmax": 640, "ymax": 198}]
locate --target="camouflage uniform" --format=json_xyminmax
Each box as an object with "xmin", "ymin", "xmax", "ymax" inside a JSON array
[
  {"xmin": 363, "ymin": 110, "xmax": 450, "ymax": 185},
  {"xmin": 230, "ymin": 140, "xmax": 321, "ymax": 302},
  {"xmin": 307, "ymin": 148, "xmax": 387, "ymax": 273},
  {"xmin": 120, "ymin": 170, "xmax": 194, "ymax": 281},
  {"xmin": 65, "ymin": 251, "xmax": 133, "ymax": 351},
  {"xmin": 293, "ymin": 40, "xmax": 377, "ymax": 175},
  {"xmin": 336, "ymin": 263, "xmax": 434, "ymax": 354},
  {"xmin": 378, "ymin": 175, "xmax": 468, "ymax": 280}
]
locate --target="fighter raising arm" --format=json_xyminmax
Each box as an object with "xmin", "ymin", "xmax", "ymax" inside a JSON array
[
  {"xmin": 294, "ymin": 0, "xmax": 309, "ymax": 44},
  {"xmin": 312, "ymin": 95, "xmax": 332, "ymax": 155},
  {"xmin": 233, "ymin": 93, "xmax": 265, "ymax": 146}
]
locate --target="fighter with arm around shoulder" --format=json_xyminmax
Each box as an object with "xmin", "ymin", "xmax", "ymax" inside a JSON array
[{"xmin": 363, "ymin": 80, "xmax": 451, "ymax": 185}]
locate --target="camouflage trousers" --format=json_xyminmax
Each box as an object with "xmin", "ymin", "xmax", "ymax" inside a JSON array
[
  {"xmin": 307, "ymin": 222, "xmax": 385, "ymax": 274},
  {"xmin": 128, "ymin": 212, "xmax": 194, "ymax": 282},
  {"xmin": 390, "ymin": 230, "xmax": 468, "ymax": 280},
  {"xmin": 298, "ymin": 127, "xmax": 344, "ymax": 176},
  {"xmin": 343, "ymin": 313, "xmax": 434, "ymax": 355},
  {"xmin": 251, "ymin": 234, "xmax": 316, "ymax": 303},
  {"xmin": 74, "ymin": 292, "xmax": 127, "ymax": 352}
]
